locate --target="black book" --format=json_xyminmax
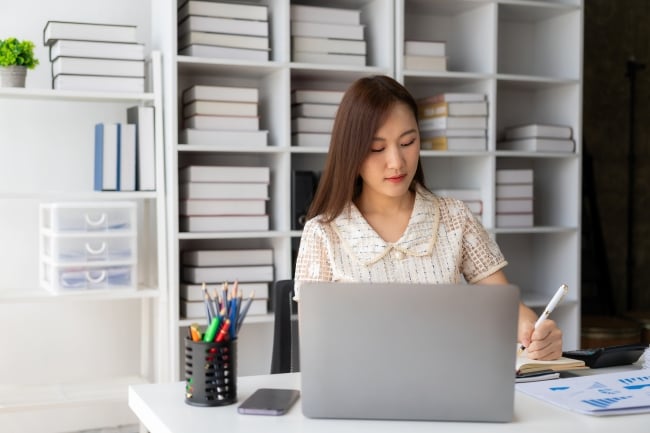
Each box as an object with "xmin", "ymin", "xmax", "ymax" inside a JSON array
[{"xmin": 291, "ymin": 170, "xmax": 317, "ymax": 230}]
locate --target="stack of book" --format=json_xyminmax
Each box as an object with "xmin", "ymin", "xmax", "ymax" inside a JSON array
[
  {"xmin": 498, "ymin": 124, "xmax": 574, "ymax": 153},
  {"xmin": 179, "ymin": 84, "xmax": 268, "ymax": 147},
  {"xmin": 496, "ymin": 169, "xmax": 534, "ymax": 228},
  {"xmin": 417, "ymin": 93, "xmax": 488, "ymax": 151},
  {"xmin": 177, "ymin": 0, "xmax": 270, "ymax": 61},
  {"xmin": 291, "ymin": 89, "xmax": 344, "ymax": 147},
  {"xmin": 431, "ymin": 188, "xmax": 483, "ymax": 221},
  {"xmin": 179, "ymin": 165, "xmax": 270, "ymax": 232},
  {"xmin": 179, "ymin": 249, "xmax": 272, "ymax": 320},
  {"xmin": 404, "ymin": 40, "xmax": 447, "ymax": 72},
  {"xmin": 94, "ymin": 105, "xmax": 155, "ymax": 191},
  {"xmin": 43, "ymin": 21, "xmax": 146, "ymax": 92},
  {"xmin": 290, "ymin": 4, "xmax": 366, "ymax": 66}
]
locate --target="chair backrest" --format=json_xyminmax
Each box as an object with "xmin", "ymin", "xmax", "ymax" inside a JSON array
[{"xmin": 270, "ymin": 279, "xmax": 300, "ymax": 374}]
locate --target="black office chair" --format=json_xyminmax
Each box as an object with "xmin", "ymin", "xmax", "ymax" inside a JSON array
[{"xmin": 270, "ymin": 279, "xmax": 300, "ymax": 374}]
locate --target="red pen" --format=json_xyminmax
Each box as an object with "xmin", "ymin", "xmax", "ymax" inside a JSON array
[{"xmin": 215, "ymin": 318, "xmax": 231, "ymax": 342}]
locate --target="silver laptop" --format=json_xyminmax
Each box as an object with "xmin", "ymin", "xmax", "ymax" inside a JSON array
[{"xmin": 298, "ymin": 282, "xmax": 519, "ymax": 422}]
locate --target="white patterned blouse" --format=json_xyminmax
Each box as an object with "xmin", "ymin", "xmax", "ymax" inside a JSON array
[{"xmin": 293, "ymin": 186, "xmax": 507, "ymax": 298}]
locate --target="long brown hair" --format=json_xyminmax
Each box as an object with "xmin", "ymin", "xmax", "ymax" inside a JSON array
[{"xmin": 307, "ymin": 75, "xmax": 426, "ymax": 222}]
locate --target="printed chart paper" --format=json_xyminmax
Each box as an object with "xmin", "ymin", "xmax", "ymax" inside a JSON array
[{"xmin": 516, "ymin": 369, "xmax": 650, "ymax": 415}]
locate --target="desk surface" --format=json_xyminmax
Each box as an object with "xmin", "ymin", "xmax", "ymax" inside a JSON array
[{"xmin": 129, "ymin": 372, "xmax": 650, "ymax": 433}]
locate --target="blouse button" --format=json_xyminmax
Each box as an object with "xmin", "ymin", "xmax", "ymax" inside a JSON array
[{"xmin": 394, "ymin": 250, "xmax": 405, "ymax": 260}]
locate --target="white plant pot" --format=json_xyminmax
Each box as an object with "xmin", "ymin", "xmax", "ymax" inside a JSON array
[{"xmin": 0, "ymin": 65, "xmax": 27, "ymax": 87}]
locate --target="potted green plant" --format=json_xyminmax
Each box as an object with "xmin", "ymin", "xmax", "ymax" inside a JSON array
[{"xmin": 0, "ymin": 37, "xmax": 39, "ymax": 87}]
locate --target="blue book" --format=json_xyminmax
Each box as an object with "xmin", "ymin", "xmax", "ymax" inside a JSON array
[{"xmin": 94, "ymin": 123, "xmax": 118, "ymax": 191}]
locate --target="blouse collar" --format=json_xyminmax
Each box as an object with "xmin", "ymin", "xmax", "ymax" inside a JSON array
[{"xmin": 331, "ymin": 186, "xmax": 439, "ymax": 266}]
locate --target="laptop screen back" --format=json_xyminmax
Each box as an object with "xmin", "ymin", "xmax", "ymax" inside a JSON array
[{"xmin": 298, "ymin": 282, "xmax": 519, "ymax": 422}]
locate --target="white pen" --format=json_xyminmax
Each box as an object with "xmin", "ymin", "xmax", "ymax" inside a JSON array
[{"xmin": 520, "ymin": 284, "xmax": 569, "ymax": 351}]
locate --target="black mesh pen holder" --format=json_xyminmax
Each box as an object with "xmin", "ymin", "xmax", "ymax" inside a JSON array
[{"xmin": 184, "ymin": 337, "xmax": 237, "ymax": 406}]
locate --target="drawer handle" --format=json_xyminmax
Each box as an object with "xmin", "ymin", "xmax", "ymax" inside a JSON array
[
  {"xmin": 85, "ymin": 241, "xmax": 107, "ymax": 255},
  {"xmin": 84, "ymin": 212, "xmax": 107, "ymax": 227},
  {"xmin": 85, "ymin": 270, "xmax": 107, "ymax": 284}
]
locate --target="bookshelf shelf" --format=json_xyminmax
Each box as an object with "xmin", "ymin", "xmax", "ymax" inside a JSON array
[
  {"xmin": 177, "ymin": 231, "xmax": 289, "ymax": 241},
  {"xmin": 405, "ymin": 70, "xmax": 494, "ymax": 81},
  {"xmin": 498, "ymin": 1, "xmax": 580, "ymax": 21},
  {"xmin": 0, "ymin": 375, "xmax": 149, "ymax": 412},
  {"xmin": 179, "ymin": 314, "xmax": 273, "ymax": 328},
  {"xmin": 497, "ymin": 75, "xmax": 580, "ymax": 87},
  {"xmin": 522, "ymin": 294, "xmax": 580, "ymax": 310},
  {"xmin": 177, "ymin": 56, "xmax": 285, "ymax": 75},
  {"xmin": 491, "ymin": 226, "xmax": 579, "ymax": 235},
  {"xmin": 289, "ymin": 62, "xmax": 390, "ymax": 75},
  {"xmin": 0, "ymin": 191, "xmax": 159, "ymax": 200},
  {"xmin": 290, "ymin": 65, "xmax": 392, "ymax": 82},
  {"xmin": 288, "ymin": 147, "xmax": 329, "ymax": 155},
  {"xmin": 0, "ymin": 87, "xmax": 155, "ymax": 103},
  {"xmin": 420, "ymin": 150, "xmax": 495, "ymax": 158},
  {"xmin": 495, "ymin": 151, "xmax": 581, "ymax": 159},
  {"xmin": 0, "ymin": 287, "xmax": 159, "ymax": 303},
  {"xmin": 176, "ymin": 145, "xmax": 287, "ymax": 153}
]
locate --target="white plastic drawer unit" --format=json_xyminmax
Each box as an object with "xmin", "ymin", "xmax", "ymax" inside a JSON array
[
  {"xmin": 39, "ymin": 201, "xmax": 138, "ymax": 292},
  {"xmin": 42, "ymin": 262, "xmax": 136, "ymax": 291},
  {"xmin": 42, "ymin": 234, "xmax": 136, "ymax": 262},
  {"xmin": 40, "ymin": 201, "xmax": 136, "ymax": 232}
]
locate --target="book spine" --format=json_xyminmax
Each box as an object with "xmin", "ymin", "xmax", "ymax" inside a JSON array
[
  {"xmin": 116, "ymin": 123, "xmax": 122, "ymax": 191},
  {"xmin": 94, "ymin": 123, "xmax": 104, "ymax": 191}
]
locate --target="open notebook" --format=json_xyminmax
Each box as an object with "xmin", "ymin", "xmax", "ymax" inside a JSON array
[{"xmin": 516, "ymin": 349, "xmax": 587, "ymax": 375}]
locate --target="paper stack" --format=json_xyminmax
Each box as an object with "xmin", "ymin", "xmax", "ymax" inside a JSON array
[
  {"xmin": 290, "ymin": 4, "xmax": 366, "ymax": 66},
  {"xmin": 418, "ymin": 93, "xmax": 488, "ymax": 151},
  {"xmin": 404, "ymin": 40, "xmax": 447, "ymax": 72},
  {"xmin": 290, "ymin": 89, "xmax": 345, "ymax": 147},
  {"xmin": 179, "ymin": 84, "xmax": 268, "ymax": 147},
  {"xmin": 44, "ymin": 21, "xmax": 145, "ymax": 92},
  {"xmin": 177, "ymin": 0, "xmax": 270, "ymax": 61},
  {"xmin": 179, "ymin": 249, "xmax": 273, "ymax": 320},
  {"xmin": 498, "ymin": 124, "xmax": 575, "ymax": 153},
  {"xmin": 495, "ymin": 169, "xmax": 534, "ymax": 228},
  {"xmin": 178, "ymin": 165, "xmax": 270, "ymax": 232}
]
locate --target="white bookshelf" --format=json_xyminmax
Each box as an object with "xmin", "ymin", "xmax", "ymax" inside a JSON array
[
  {"xmin": 158, "ymin": 0, "xmax": 583, "ymax": 379},
  {"xmin": 3, "ymin": 1, "xmax": 584, "ymax": 423},
  {"xmin": 396, "ymin": 0, "xmax": 583, "ymax": 348},
  {"xmin": 0, "ymin": 1, "xmax": 168, "ymax": 432}
]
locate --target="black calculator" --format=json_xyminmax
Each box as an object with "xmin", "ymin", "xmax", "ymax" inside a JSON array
[{"xmin": 563, "ymin": 343, "xmax": 648, "ymax": 368}]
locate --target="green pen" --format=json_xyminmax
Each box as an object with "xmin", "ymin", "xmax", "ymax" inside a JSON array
[{"xmin": 203, "ymin": 316, "xmax": 221, "ymax": 342}]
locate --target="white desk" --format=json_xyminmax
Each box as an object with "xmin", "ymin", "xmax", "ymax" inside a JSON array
[{"xmin": 129, "ymin": 372, "xmax": 650, "ymax": 433}]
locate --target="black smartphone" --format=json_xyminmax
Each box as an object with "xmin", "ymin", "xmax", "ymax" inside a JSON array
[{"xmin": 237, "ymin": 388, "xmax": 300, "ymax": 415}]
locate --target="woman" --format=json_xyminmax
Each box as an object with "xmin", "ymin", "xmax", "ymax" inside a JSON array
[{"xmin": 294, "ymin": 75, "xmax": 562, "ymax": 360}]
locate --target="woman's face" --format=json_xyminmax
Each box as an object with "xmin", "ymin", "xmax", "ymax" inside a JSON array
[{"xmin": 358, "ymin": 102, "xmax": 420, "ymax": 201}]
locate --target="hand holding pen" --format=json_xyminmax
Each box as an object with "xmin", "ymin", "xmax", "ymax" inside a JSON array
[{"xmin": 519, "ymin": 284, "xmax": 568, "ymax": 354}]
